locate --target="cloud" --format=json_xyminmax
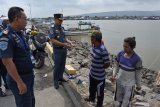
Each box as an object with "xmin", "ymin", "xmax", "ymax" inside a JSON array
[
  {"xmin": 0, "ymin": 0, "xmax": 160, "ymax": 17},
  {"xmin": 125, "ymin": 0, "xmax": 160, "ymax": 4}
]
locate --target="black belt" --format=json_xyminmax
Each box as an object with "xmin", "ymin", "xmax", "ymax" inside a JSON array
[
  {"xmin": 18, "ymin": 71, "xmax": 33, "ymax": 75},
  {"xmin": 54, "ymin": 47, "xmax": 64, "ymax": 49}
]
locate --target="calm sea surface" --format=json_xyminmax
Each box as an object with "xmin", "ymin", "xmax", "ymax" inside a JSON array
[{"xmin": 63, "ymin": 20, "xmax": 160, "ymax": 71}]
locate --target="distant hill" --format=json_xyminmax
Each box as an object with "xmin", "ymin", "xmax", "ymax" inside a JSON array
[{"xmin": 80, "ymin": 11, "xmax": 160, "ymax": 17}]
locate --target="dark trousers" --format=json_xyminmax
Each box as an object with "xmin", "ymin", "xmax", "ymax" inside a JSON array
[
  {"xmin": 53, "ymin": 48, "xmax": 67, "ymax": 81},
  {"xmin": 89, "ymin": 75, "xmax": 105, "ymax": 107},
  {"xmin": 6, "ymin": 72, "xmax": 35, "ymax": 107},
  {"xmin": 0, "ymin": 60, "xmax": 7, "ymax": 88}
]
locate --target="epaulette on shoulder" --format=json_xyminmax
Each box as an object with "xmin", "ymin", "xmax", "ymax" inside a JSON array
[
  {"xmin": 0, "ymin": 25, "xmax": 3, "ymax": 30},
  {"xmin": 51, "ymin": 24, "xmax": 55, "ymax": 28},
  {"xmin": 51, "ymin": 26, "xmax": 55, "ymax": 29},
  {"xmin": 61, "ymin": 26, "xmax": 65, "ymax": 30}
]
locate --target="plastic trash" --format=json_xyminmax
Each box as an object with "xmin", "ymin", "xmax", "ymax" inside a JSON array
[{"xmin": 43, "ymin": 74, "xmax": 47, "ymax": 78}]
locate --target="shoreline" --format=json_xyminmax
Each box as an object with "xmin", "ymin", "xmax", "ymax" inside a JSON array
[
  {"xmin": 31, "ymin": 20, "xmax": 160, "ymax": 72},
  {"xmin": 66, "ymin": 41, "xmax": 160, "ymax": 107},
  {"xmin": 35, "ymin": 22, "xmax": 160, "ymax": 106}
]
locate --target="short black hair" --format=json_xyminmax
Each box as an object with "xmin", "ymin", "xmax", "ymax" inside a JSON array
[
  {"xmin": 8, "ymin": 7, "xmax": 24, "ymax": 23},
  {"xmin": 124, "ymin": 37, "xmax": 136, "ymax": 49}
]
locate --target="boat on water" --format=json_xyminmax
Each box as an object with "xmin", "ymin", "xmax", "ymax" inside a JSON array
[
  {"xmin": 65, "ymin": 30, "xmax": 91, "ymax": 36},
  {"xmin": 28, "ymin": 20, "xmax": 100, "ymax": 36},
  {"xmin": 65, "ymin": 21, "xmax": 100, "ymax": 36},
  {"xmin": 78, "ymin": 21, "xmax": 92, "ymax": 25}
]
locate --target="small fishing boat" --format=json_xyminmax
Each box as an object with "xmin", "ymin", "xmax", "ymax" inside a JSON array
[{"xmin": 65, "ymin": 21, "xmax": 100, "ymax": 36}]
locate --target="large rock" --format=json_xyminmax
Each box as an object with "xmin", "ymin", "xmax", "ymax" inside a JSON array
[
  {"xmin": 105, "ymin": 79, "xmax": 114, "ymax": 92},
  {"xmin": 74, "ymin": 55, "xmax": 84, "ymax": 61},
  {"xmin": 66, "ymin": 58, "xmax": 73, "ymax": 64},
  {"xmin": 79, "ymin": 68, "xmax": 90, "ymax": 77},
  {"xmin": 76, "ymin": 76, "xmax": 88, "ymax": 83},
  {"xmin": 67, "ymin": 51, "xmax": 77, "ymax": 58},
  {"xmin": 80, "ymin": 59, "xmax": 89, "ymax": 68},
  {"xmin": 151, "ymin": 93, "xmax": 160, "ymax": 101},
  {"xmin": 71, "ymin": 64, "xmax": 81, "ymax": 71},
  {"xmin": 141, "ymin": 85, "xmax": 152, "ymax": 93},
  {"xmin": 81, "ymin": 42, "xmax": 90, "ymax": 49},
  {"xmin": 145, "ymin": 72, "xmax": 155, "ymax": 77},
  {"xmin": 106, "ymin": 68, "xmax": 113, "ymax": 77},
  {"xmin": 142, "ymin": 79, "xmax": 150, "ymax": 85},
  {"xmin": 153, "ymin": 86, "xmax": 160, "ymax": 94},
  {"xmin": 78, "ymin": 51, "xmax": 84, "ymax": 56},
  {"xmin": 134, "ymin": 95, "xmax": 147, "ymax": 102},
  {"xmin": 133, "ymin": 102, "xmax": 150, "ymax": 107},
  {"xmin": 103, "ymin": 93, "xmax": 114, "ymax": 107}
]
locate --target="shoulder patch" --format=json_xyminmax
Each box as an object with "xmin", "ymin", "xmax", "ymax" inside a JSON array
[
  {"xmin": 3, "ymin": 29, "xmax": 9, "ymax": 35},
  {"xmin": 49, "ymin": 29, "xmax": 54, "ymax": 34},
  {"xmin": 0, "ymin": 41, "xmax": 8, "ymax": 51},
  {"xmin": 55, "ymin": 29, "xmax": 60, "ymax": 34}
]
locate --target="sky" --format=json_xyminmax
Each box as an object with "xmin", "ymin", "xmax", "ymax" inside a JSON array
[{"xmin": 0, "ymin": 0, "xmax": 160, "ymax": 18}]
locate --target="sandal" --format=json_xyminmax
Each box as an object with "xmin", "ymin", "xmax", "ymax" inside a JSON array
[{"xmin": 0, "ymin": 89, "xmax": 7, "ymax": 97}]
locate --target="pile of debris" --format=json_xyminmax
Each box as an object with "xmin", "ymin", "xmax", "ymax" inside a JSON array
[
  {"xmin": 36, "ymin": 22, "xmax": 160, "ymax": 106},
  {"xmin": 66, "ymin": 41, "xmax": 160, "ymax": 107}
]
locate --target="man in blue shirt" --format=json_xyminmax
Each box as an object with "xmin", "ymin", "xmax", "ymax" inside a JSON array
[
  {"xmin": 48, "ymin": 13, "xmax": 73, "ymax": 89},
  {"xmin": 0, "ymin": 19, "xmax": 9, "ymax": 97},
  {"xmin": 0, "ymin": 7, "xmax": 35, "ymax": 107}
]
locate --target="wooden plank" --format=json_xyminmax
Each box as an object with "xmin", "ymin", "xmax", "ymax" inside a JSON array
[{"xmin": 65, "ymin": 65, "xmax": 76, "ymax": 75}]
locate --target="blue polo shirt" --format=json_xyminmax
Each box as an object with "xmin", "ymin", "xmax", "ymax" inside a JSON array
[
  {"xmin": 48, "ymin": 25, "xmax": 65, "ymax": 48},
  {"xmin": 117, "ymin": 51, "xmax": 142, "ymax": 71},
  {"xmin": 90, "ymin": 44, "xmax": 110, "ymax": 80},
  {"xmin": 0, "ymin": 26, "xmax": 34, "ymax": 74}
]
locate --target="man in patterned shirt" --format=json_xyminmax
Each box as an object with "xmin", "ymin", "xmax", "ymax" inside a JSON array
[{"xmin": 85, "ymin": 30, "xmax": 110, "ymax": 107}]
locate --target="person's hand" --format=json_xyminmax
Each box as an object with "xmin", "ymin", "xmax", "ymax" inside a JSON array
[
  {"xmin": 110, "ymin": 76, "xmax": 116, "ymax": 83},
  {"xmin": 63, "ymin": 43, "xmax": 72, "ymax": 48},
  {"xmin": 17, "ymin": 81, "xmax": 27, "ymax": 95},
  {"xmin": 136, "ymin": 86, "xmax": 141, "ymax": 91},
  {"xmin": 70, "ymin": 42, "xmax": 76, "ymax": 47}
]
